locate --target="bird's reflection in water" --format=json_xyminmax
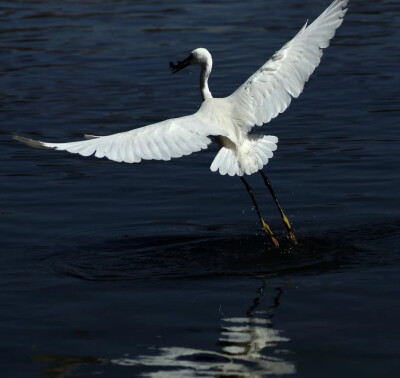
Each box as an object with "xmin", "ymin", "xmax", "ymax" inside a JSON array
[
  {"xmin": 216, "ymin": 284, "xmax": 295, "ymax": 376},
  {"xmin": 33, "ymin": 281, "xmax": 295, "ymax": 377},
  {"xmin": 113, "ymin": 281, "xmax": 296, "ymax": 377}
]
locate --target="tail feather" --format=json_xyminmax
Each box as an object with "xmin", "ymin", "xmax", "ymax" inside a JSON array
[{"xmin": 210, "ymin": 135, "xmax": 278, "ymax": 176}]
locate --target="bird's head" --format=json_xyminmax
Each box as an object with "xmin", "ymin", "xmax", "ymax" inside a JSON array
[{"xmin": 170, "ymin": 48, "xmax": 212, "ymax": 74}]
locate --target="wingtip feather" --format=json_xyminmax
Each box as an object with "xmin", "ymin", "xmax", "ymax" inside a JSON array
[{"xmin": 13, "ymin": 136, "xmax": 54, "ymax": 150}]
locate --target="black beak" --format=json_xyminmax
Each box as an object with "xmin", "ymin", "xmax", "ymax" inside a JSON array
[{"xmin": 169, "ymin": 53, "xmax": 193, "ymax": 74}]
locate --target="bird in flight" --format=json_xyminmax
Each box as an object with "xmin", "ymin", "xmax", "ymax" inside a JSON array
[{"xmin": 15, "ymin": 0, "xmax": 348, "ymax": 247}]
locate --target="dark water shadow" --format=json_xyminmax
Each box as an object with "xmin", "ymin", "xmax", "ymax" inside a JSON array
[
  {"xmin": 32, "ymin": 354, "xmax": 107, "ymax": 378},
  {"xmin": 33, "ymin": 223, "xmax": 367, "ymax": 282}
]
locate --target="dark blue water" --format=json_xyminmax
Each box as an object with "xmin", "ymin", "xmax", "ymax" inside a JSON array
[{"xmin": 1, "ymin": 0, "xmax": 400, "ymax": 376}]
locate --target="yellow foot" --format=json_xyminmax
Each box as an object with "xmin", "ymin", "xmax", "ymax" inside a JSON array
[
  {"xmin": 289, "ymin": 230, "xmax": 298, "ymax": 245},
  {"xmin": 270, "ymin": 234, "xmax": 280, "ymax": 248},
  {"xmin": 262, "ymin": 220, "xmax": 280, "ymax": 248},
  {"xmin": 282, "ymin": 215, "xmax": 298, "ymax": 245}
]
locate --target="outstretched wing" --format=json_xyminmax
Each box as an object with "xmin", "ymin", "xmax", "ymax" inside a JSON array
[
  {"xmin": 14, "ymin": 113, "xmax": 227, "ymax": 163},
  {"xmin": 228, "ymin": 0, "xmax": 348, "ymax": 132}
]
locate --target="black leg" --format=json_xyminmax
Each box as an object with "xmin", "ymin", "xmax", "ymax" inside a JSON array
[
  {"xmin": 241, "ymin": 177, "xmax": 279, "ymax": 247},
  {"xmin": 259, "ymin": 170, "xmax": 297, "ymax": 244}
]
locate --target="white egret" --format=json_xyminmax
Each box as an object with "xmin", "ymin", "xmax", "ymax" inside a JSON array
[{"xmin": 15, "ymin": 0, "xmax": 348, "ymax": 247}]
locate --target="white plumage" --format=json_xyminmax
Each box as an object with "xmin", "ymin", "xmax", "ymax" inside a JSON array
[{"xmin": 15, "ymin": 0, "xmax": 348, "ymax": 177}]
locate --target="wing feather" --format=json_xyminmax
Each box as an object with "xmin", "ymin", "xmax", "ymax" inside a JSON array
[
  {"xmin": 228, "ymin": 0, "xmax": 348, "ymax": 132},
  {"xmin": 14, "ymin": 113, "xmax": 228, "ymax": 164}
]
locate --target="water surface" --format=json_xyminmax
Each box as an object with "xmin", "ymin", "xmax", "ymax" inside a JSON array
[{"xmin": 1, "ymin": 0, "xmax": 400, "ymax": 376}]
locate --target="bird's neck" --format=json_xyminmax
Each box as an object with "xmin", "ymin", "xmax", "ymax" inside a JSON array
[{"xmin": 200, "ymin": 64, "xmax": 213, "ymax": 100}]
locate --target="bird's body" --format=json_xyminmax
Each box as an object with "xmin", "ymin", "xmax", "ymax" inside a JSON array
[
  {"xmin": 198, "ymin": 97, "xmax": 279, "ymax": 176},
  {"xmin": 15, "ymin": 0, "xmax": 348, "ymax": 245}
]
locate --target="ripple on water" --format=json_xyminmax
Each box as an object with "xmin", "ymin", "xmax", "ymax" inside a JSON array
[{"xmin": 33, "ymin": 221, "xmax": 365, "ymax": 282}]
